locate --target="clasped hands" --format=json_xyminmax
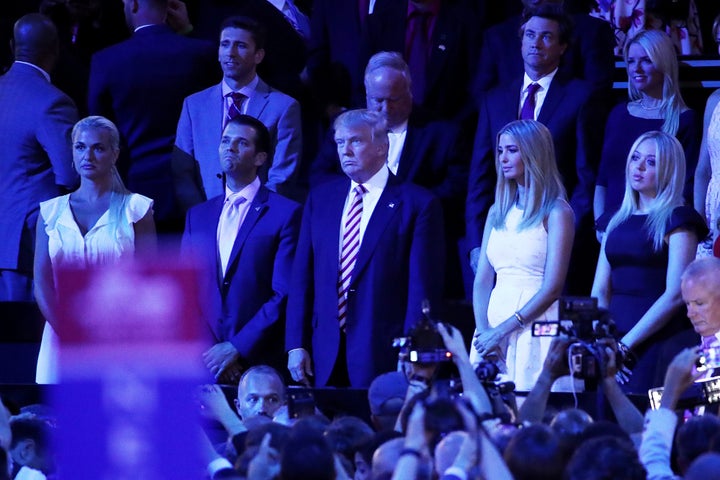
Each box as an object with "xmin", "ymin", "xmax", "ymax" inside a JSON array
[{"xmin": 473, "ymin": 325, "xmax": 508, "ymax": 358}]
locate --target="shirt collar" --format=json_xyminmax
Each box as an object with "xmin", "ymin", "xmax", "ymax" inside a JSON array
[
  {"xmin": 14, "ymin": 61, "xmax": 50, "ymax": 82},
  {"xmin": 134, "ymin": 24, "xmax": 159, "ymax": 33},
  {"xmin": 351, "ymin": 164, "xmax": 389, "ymax": 194},
  {"xmin": 224, "ymin": 176, "xmax": 261, "ymax": 203},
  {"xmin": 522, "ymin": 67, "xmax": 558, "ymax": 92},
  {"xmin": 389, "ymin": 120, "xmax": 409, "ymax": 134},
  {"xmin": 221, "ymin": 75, "xmax": 259, "ymax": 99}
]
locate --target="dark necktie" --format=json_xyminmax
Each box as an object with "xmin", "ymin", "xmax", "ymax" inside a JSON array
[
  {"xmin": 407, "ymin": 11, "xmax": 431, "ymax": 104},
  {"xmin": 225, "ymin": 92, "xmax": 246, "ymax": 126},
  {"xmin": 520, "ymin": 83, "xmax": 541, "ymax": 120}
]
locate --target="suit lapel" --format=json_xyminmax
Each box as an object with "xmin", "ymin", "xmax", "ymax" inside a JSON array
[
  {"xmin": 350, "ymin": 175, "xmax": 402, "ymax": 284},
  {"xmin": 223, "ymin": 187, "xmax": 269, "ymax": 280},
  {"xmin": 319, "ymin": 180, "xmax": 351, "ymax": 279},
  {"xmin": 537, "ymin": 76, "xmax": 565, "ymax": 124},
  {"xmin": 246, "ymin": 78, "xmax": 271, "ymax": 119}
]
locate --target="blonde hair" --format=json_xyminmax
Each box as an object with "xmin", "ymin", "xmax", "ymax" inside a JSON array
[
  {"xmin": 624, "ymin": 30, "xmax": 687, "ymax": 135},
  {"xmin": 72, "ymin": 116, "xmax": 133, "ymax": 242},
  {"xmin": 606, "ymin": 131, "xmax": 685, "ymax": 251},
  {"xmin": 491, "ymin": 120, "xmax": 567, "ymax": 230}
]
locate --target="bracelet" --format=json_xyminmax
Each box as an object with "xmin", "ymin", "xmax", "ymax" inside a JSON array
[
  {"xmin": 513, "ymin": 311, "xmax": 525, "ymax": 328},
  {"xmin": 400, "ymin": 448, "xmax": 422, "ymax": 459}
]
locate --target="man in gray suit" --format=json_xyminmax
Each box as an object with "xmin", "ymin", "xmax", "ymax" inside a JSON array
[
  {"xmin": 173, "ymin": 15, "xmax": 302, "ymax": 209},
  {"xmin": 0, "ymin": 13, "xmax": 79, "ymax": 301}
]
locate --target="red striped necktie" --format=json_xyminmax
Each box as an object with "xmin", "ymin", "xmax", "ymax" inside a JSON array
[{"xmin": 337, "ymin": 184, "xmax": 367, "ymax": 330}]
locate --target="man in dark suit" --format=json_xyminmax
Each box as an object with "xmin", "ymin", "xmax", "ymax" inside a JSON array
[
  {"xmin": 465, "ymin": 4, "xmax": 601, "ymax": 293},
  {"xmin": 87, "ymin": 0, "xmax": 217, "ymax": 232},
  {"xmin": 311, "ymin": 51, "xmax": 468, "ymax": 297},
  {"xmin": 0, "ymin": 13, "xmax": 79, "ymax": 301},
  {"xmin": 182, "ymin": 115, "xmax": 301, "ymax": 381},
  {"xmin": 174, "ymin": 16, "xmax": 303, "ymax": 208},
  {"xmin": 473, "ymin": 0, "xmax": 615, "ymax": 96},
  {"xmin": 286, "ymin": 109, "xmax": 445, "ymax": 389},
  {"xmin": 361, "ymin": 0, "xmax": 481, "ymax": 123}
]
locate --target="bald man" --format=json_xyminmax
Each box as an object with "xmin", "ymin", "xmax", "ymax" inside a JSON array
[
  {"xmin": 0, "ymin": 13, "xmax": 79, "ymax": 301},
  {"xmin": 681, "ymin": 257, "xmax": 720, "ymax": 344}
]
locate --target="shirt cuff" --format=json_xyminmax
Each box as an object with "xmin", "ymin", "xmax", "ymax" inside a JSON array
[
  {"xmin": 442, "ymin": 466, "xmax": 468, "ymax": 480},
  {"xmin": 207, "ymin": 457, "xmax": 234, "ymax": 477}
]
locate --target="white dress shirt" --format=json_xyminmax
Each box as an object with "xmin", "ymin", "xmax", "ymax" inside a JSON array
[
  {"xmin": 338, "ymin": 166, "xmax": 389, "ymax": 256},
  {"xmin": 518, "ymin": 68, "xmax": 558, "ymax": 120}
]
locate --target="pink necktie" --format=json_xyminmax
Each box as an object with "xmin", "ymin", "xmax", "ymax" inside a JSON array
[
  {"xmin": 217, "ymin": 194, "xmax": 247, "ymax": 275},
  {"xmin": 337, "ymin": 185, "xmax": 366, "ymax": 330},
  {"xmin": 520, "ymin": 83, "xmax": 541, "ymax": 120}
]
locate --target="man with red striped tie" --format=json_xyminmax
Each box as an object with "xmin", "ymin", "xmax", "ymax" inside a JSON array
[{"xmin": 285, "ymin": 109, "xmax": 445, "ymax": 388}]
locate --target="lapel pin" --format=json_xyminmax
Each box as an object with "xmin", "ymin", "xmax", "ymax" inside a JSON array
[
  {"xmin": 438, "ymin": 44, "xmax": 446, "ymax": 51},
  {"xmin": 255, "ymin": 206, "xmax": 261, "ymax": 211},
  {"xmin": 388, "ymin": 202, "xmax": 395, "ymax": 208}
]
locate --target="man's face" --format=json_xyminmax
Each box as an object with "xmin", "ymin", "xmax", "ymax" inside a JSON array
[
  {"xmin": 235, "ymin": 373, "xmax": 284, "ymax": 420},
  {"xmin": 218, "ymin": 27, "xmax": 264, "ymax": 83},
  {"xmin": 682, "ymin": 276, "xmax": 720, "ymax": 337},
  {"xmin": 521, "ymin": 16, "xmax": 567, "ymax": 76},
  {"xmin": 365, "ymin": 67, "xmax": 413, "ymax": 130},
  {"xmin": 335, "ymin": 124, "xmax": 388, "ymax": 183},
  {"xmin": 218, "ymin": 122, "xmax": 266, "ymax": 178}
]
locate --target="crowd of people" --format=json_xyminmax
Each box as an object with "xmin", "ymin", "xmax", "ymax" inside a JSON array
[{"xmin": 3, "ymin": 0, "xmax": 720, "ymax": 477}]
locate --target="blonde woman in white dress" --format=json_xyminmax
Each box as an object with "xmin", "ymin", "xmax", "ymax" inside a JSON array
[
  {"xmin": 34, "ymin": 116, "xmax": 156, "ymax": 383},
  {"xmin": 471, "ymin": 120, "xmax": 575, "ymax": 392}
]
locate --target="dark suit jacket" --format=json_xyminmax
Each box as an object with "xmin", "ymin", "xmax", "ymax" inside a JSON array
[
  {"xmin": 362, "ymin": 0, "xmax": 481, "ymax": 121},
  {"xmin": 285, "ymin": 173, "xmax": 445, "ymax": 388},
  {"xmin": 0, "ymin": 62, "xmax": 79, "ymax": 272},
  {"xmin": 182, "ymin": 186, "xmax": 301, "ymax": 370},
  {"xmin": 310, "ymin": 117, "xmax": 468, "ymax": 234},
  {"xmin": 88, "ymin": 24, "xmax": 218, "ymax": 223},
  {"xmin": 472, "ymin": 13, "xmax": 615, "ymax": 97},
  {"xmin": 466, "ymin": 73, "xmax": 599, "ymax": 250}
]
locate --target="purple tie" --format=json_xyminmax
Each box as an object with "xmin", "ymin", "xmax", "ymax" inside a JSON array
[
  {"xmin": 338, "ymin": 185, "xmax": 366, "ymax": 331},
  {"xmin": 225, "ymin": 92, "xmax": 246, "ymax": 126},
  {"xmin": 520, "ymin": 83, "xmax": 541, "ymax": 120}
]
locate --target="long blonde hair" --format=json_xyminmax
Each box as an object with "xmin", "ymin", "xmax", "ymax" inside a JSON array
[
  {"xmin": 605, "ymin": 131, "xmax": 686, "ymax": 251},
  {"xmin": 491, "ymin": 120, "xmax": 567, "ymax": 230},
  {"xmin": 624, "ymin": 30, "xmax": 687, "ymax": 135}
]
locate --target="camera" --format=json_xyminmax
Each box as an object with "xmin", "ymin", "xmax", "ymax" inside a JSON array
[
  {"xmin": 697, "ymin": 346, "xmax": 720, "ymax": 372},
  {"xmin": 531, "ymin": 297, "xmax": 631, "ymax": 390},
  {"xmin": 393, "ymin": 301, "xmax": 452, "ymax": 364}
]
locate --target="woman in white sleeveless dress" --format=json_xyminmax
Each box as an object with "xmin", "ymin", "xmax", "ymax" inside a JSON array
[
  {"xmin": 470, "ymin": 120, "xmax": 575, "ymax": 392},
  {"xmin": 34, "ymin": 116, "xmax": 156, "ymax": 384}
]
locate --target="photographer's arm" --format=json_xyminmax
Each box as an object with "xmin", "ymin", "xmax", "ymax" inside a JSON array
[
  {"xmin": 620, "ymin": 229, "xmax": 697, "ymax": 350},
  {"xmin": 474, "ymin": 201, "xmax": 574, "ymax": 357},
  {"xmin": 198, "ymin": 385, "xmax": 247, "ymax": 438},
  {"xmin": 518, "ymin": 337, "xmax": 571, "ymax": 424},
  {"xmin": 640, "ymin": 348, "xmax": 701, "ymax": 479},
  {"xmin": 392, "ymin": 403, "xmax": 428, "ymax": 480},
  {"xmin": 599, "ymin": 343, "xmax": 644, "ymax": 441},
  {"xmin": 437, "ymin": 323, "xmax": 493, "ymax": 415}
]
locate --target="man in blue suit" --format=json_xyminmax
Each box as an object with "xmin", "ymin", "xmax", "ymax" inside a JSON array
[
  {"xmin": 87, "ymin": 0, "xmax": 217, "ymax": 232},
  {"xmin": 286, "ymin": 109, "xmax": 445, "ymax": 389},
  {"xmin": 174, "ymin": 15, "xmax": 303, "ymax": 209},
  {"xmin": 465, "ymin": 5, "xmax": 602, "ymax": 294},
  {"xmin": 0, "ymin": 13, "xmax": 79, "ymax": 301},
  {"xmin": 183, "ymin": 115, "xmax": 301, "ymax": 382}
]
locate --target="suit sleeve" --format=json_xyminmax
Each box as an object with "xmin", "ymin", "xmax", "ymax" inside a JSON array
[
  {"xmin": 229, "ymin": 203, "xmax": 302, "ymax": 358},
  {"xmin": 571, "ymin": 91, "xmax": 602, "ymax": 224},
  {"xmin": 172, "ymin": 98, "xmax": 206, "ymax": 212},
  {"xmin": 285, "ymin": 195, "xmax": 316, "ymax": 353},
  {"xmin": 87, "ymin": 54, "xmax": 112, "ymax": 118},
  {"xmin": 266, "ymin": 98, "xmax": 302, "ymax": 197},
  {"xmin": 465, "ymin": 96, "xmax": 496, "ymax": 252},
  {"xmin": 38, "ymin": 93, "xmax": 79, "ymax": 190},
  {"xmin": 405, "ymin": 194, "xmax": 445, "ymax": 333}
]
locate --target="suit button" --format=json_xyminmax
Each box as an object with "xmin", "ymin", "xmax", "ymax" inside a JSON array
[{"xmin": 223, "ymin": 281, "xmax": 230, "ymax": 287}]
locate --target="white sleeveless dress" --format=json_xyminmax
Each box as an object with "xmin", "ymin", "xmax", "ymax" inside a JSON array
[
  {"xmin": 35, "ymin": 193, "xmax": 153, "ymax": 384},
  {"xmin": 472, "ymin": 205, "xmax": 557, "ymax": 392}
]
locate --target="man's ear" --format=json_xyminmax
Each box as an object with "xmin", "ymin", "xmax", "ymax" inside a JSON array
[
  {"xmin": 254, "ymin": 48, "xmax": 266, "ymax": 65},
  {"xmin": 13, "ymin": 439, "xmax": 36, "ymax": 463},
  {"xmin": 254, "ymin": 151, "xmax": 268, "ymax": 168}
]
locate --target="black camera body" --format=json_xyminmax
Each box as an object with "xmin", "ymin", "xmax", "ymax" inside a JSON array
[
  {"xmin": 532, "ymin": 297, "xmax": 626, "ymax": 390},
  {"xmin": 393, "ymin": 310, "xmax": 452, "ymax": 365}
]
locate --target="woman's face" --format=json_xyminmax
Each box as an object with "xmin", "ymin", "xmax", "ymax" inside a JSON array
[
  {"xmin": 72, "ymin": 127, "xmax": 118, "ymax": 181},
  {"xmin": 498, "ymin": 133, "xmax": 525, "ymax": 186},
  {"xmin": 626, "ymin": 43, "xmax": 664, "ymax": 98},
  {"xmin": 628, "ymin": 139, "xmax": 658, "ymax": 197}
]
